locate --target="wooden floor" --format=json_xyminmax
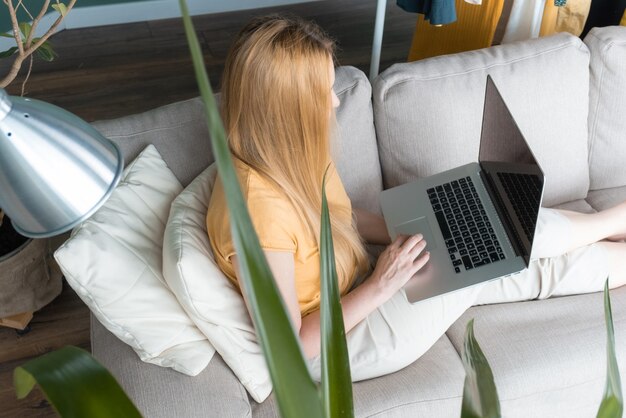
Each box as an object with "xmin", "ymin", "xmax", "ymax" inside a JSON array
[{"xmin": 0, "ymin": 1, "xmax": 416, "ymax": 416}]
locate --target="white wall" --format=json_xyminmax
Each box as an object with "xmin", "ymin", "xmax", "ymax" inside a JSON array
[{"xmin": 64, "ymin": 0, "xmax": 321, "ymax": 29}]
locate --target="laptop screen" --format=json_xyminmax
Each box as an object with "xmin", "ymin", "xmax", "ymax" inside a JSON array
[{"xmin": 478, "ymin": 76, "xmax": 544, "ymax": 262}]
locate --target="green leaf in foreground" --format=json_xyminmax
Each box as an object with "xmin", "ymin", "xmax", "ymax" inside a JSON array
[
  {"xmin": 52, "ymin": 3, "xmax": 69, "ymax": 17},
  {"xmin": 35, "ymin": 41, "xmax": 58, "ymax": 62},
  {"xmin": 320, "ymin": 170, "xmax": 354, "ymax": 418},
  {"xmin": 597, "ymin": 279, "xmax": 623, "ymax": 418},
  {"xmin": 19, "ymin": 22, "xmax": 31, "ymax": 40},
  {"xmin": 461, "ymin": 319, "xmax": 501, "ymax": 418},
  {"xmin": 14, "ymin": 346, "xmax": 142, "ymax": 418},
  {"xmin": 178, "ymin": 1, "xmax": 323, "ymax": 417},
  {"xmin": 0, "ymin": 46, "xmax": 18, "ymax": 59}
]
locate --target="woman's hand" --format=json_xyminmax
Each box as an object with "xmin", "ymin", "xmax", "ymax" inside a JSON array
[
  {"xmin": 234, "ymin": 235, "xmax": 429, "ymax": 359},
  {"xmin": 368, "ymin": 234, "xmax": 430, "ymax": 301}
]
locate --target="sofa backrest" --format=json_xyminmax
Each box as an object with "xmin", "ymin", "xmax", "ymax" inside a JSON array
[
  {"xmin": 333, "ymin": 66, "xmax": 383, "ymax": 214},
  {"xmin": 584, "ymin": 26, "xmax": 626, "ymax": 191},
  {"xmin": 92, "ymin": 66, "xmax": 382, "ymax": 213},
  {"xmin": 92, "ymin": 97, "xmax": 213, "ymax": 187},
  {"xmin": 373, "ymin": 33, "xmax": 591, "ymax": 208}
]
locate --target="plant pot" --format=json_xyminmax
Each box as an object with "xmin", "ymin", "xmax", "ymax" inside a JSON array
[{"xmin": 0, "ymin": 215, "xmax": 63, "ymax": 318}]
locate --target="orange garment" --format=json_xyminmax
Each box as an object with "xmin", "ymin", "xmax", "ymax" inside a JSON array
[
  {"xmin": 408, "ymin": 0, "xmax": 504, "ymax": 61},
  {"xmin": 622, "ymin": 8, "xmax": 626, "ymax": 26},
  {"xmin": 207, "ymin": 160, "xmax": 356, "ymax": 316},
  {"xmin": 539, "ymin": 0, "xmax": 560, "ymax": 36}
]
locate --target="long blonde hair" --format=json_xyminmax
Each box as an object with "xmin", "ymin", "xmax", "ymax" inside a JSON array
[{"xmin": 221, "ymin": 15, "xmax": 369, "ymax": 287}]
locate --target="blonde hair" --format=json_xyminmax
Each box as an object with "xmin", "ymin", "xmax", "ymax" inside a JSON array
[{"xmin": 221, "ymin": 15, "xmax": 369, "ymax": 288}]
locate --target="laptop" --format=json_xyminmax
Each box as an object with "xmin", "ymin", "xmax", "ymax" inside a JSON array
[{"xmin": 380, "ymin": 75, "xmax": 545, "ymax": 303}]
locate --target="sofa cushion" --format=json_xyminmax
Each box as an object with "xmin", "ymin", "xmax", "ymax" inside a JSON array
[
  {"xmin": 586, "ymin": 186, "xmax": 626, "ymax": 212},
  {"xmin": 585, "ymin": 26, "xmax": 626, "ymax": 190},
  {"xmin": 553, "ymin": 198, "xmax": 596, "ymax": 213},
  {"xmin": 251, "ymin": 336, "xmax": 466, "ymax": 417},
  {"xmin": 91, "ymin": 315, "xmax": 251, "ymax": 418},
  {"xmin": 373, "ymin": 33, "xmax": 591, "ymax": 208},
  {"xmin": 55, "ymin": 145, "xmax": 214, "ymax": 376},
  {"xmin": 446, "ymin": 287, "xmax": 626, "ymax": 418},
  {"xmin": 92, "ymin": 97, "xmax": 213, "ymax": 187},
  {"xmin": 162, "ymin": 165, "xmax": 271, "ymax": 403},
  {"xmin": 334, "ymin": 66, "xmax": 384, "ymax": 214}
]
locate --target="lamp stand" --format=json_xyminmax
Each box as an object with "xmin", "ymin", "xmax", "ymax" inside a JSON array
[{"xmin": 370, "ymin": 0, "xmax": 388, "ymax": 80}]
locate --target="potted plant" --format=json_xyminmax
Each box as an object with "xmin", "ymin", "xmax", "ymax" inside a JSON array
[
  {"xmin": 0, "ymin": 1, "xmax": 75, "ymax": 331},
  {"xmin": 12, "ymin": 2, "xmax": 625, "ymax": 417}
]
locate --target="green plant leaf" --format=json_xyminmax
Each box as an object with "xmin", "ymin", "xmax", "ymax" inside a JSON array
[
  {"xmin": 52, "ymin": 3, "xmax": 68, "ymax": 17},
  {"xmin": 0, "ymin": 46, "xmax": 18, "ymax": 59},
  {"xmin": 19, "ymin": 22, "xmax": 31, "ymax": 39},
  {"xmin": 597, "ymin": 279, "xmax": 623, "ymax": 418},
  {"xmin": 178, "ymin": 1, "xmax": 324, "ymax": 417},
  {"xmin": 35, "ymin": 41, "xmax": 58, "ymax": 62},
  {"xmin": 320, "ymin": 169, "xmax": 354, "ymax": 418},
  {"xmin": 461, "ymin": 319, "xmax": 501, "ymax": 418},
  {"xmin": 0, "ymin": 33, "xmax": 16, "ymax": 38},
  {"xmin": 14, "ymin": 346, "xmax": 142, "ymax": 418}
]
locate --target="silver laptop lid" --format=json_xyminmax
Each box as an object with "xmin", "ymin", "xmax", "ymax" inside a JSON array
[{"xmin": 478, "ymin": 75, "xmax": 545, "ymax": 262}]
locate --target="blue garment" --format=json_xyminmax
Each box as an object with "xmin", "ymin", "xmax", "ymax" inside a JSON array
[{"xmin": 396, "ymin": 0, "xmax": 457, "ymax": 25}]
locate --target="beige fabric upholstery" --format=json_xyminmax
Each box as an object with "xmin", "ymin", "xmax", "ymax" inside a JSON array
[
  {"xmin": 554, "ymin": 198, "xmax": 596, "ymax": 213},
  {"xmin": 446, "ymin": 287, "xmax": 626, "ymax": 418},
  {"xmin": 373, "ymin": 33, "xmax": 591, "ymax": 208},
  {"xmin": 334, "ymin": 66, "xmax": 384, "ymax": 214},
  {"xmin": 585, "ymin": 26, "xmax": 626, "ymax": 190},
  {"xmin": 587, "ymin": 186, "xmax": 626, "ymax": 211},
  {"xmin": 91, "ymin": 316, "xmax": 251, "ymax": 418},
  {"xmin": 87, "ymin": 27, "xmax": 626, "ymax": 418},
  {"xmin": 251, "ymin": 336, "xmax": 465, "ymax": 417},
  {"xmin": 93, "ymin": 97, "xmax": 213, "ymax": 188}
]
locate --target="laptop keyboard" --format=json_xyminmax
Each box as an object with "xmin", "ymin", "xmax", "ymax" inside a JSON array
[
  {"xmin": 428, "ymin": 177, "xmax": 505, "ymax": 274},
  {"xmin": 497, "ymin": 172, "xmax": 541, "ymax": 242}
]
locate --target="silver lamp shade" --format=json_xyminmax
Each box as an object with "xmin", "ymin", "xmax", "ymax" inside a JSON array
[{"xmin": 0, "ymin": 89, "xmax": 123, "ymax": 238}]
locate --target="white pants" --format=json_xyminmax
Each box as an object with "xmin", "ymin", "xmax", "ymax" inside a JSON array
[{"xmin": 308, "ymin": 208, "xmax": 609, "ymax": 381}]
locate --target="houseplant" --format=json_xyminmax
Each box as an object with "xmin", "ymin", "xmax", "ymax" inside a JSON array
[
  {"xmin": 0, "ymin": 1, "xmax": 76, "ymax": 328},
  {"xmin": 1, "ymin": 0, "xmax": 76, "ymax": 92},
  {"xmin": 13, "ymin": 1, "xmax": 624, "ymax": 416}
]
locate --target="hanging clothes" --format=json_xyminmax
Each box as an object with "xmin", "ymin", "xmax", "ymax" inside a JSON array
[
  {"xmin": 555, "ymin": 0, "xmax": 592, "ymax": 36},
  {"xmin": 539, "ymin": 0, "xmax": 592, "ymax": 37},
  {"xmin": 539, "ymin": 0, "xmax": 560, "ymax": 36},
  {"xmin": 397, "ymin": 0, "xmax": 458, "ymax": 25},
  {"xmin": 408, "ymin": 0, "xmax": 504, "ymax": 61},
  {"xmin": 492, "ymin": 0, "xmax": 515, "ymax": 44},
  {"xmin": 581, "ymin": 0, "xmax": 626, "ymax": 37},
  {"xmin": 501, "ymin": 0, "xmax": 547, "ymax": 43}
]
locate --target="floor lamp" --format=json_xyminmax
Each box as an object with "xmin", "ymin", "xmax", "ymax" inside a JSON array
[{"xmin": 370, "ymin": 0, "xmax": 388, "ymax": 80}]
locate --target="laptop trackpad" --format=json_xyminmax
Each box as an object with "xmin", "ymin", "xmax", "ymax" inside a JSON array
[{"xmin": 394, "ymin": 217, "xmax": 437, "ymax": 251}]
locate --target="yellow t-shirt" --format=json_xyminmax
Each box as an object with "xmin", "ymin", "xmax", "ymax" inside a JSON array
[{"xmin": 206, "ymin": 160, "xmax": 355, "ymax": 316}]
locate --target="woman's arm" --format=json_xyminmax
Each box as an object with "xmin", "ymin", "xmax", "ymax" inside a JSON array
[
  {"xmin": 232, "ymin": 233, "xmax": 429, "ymax": 359},
  {"xmin": 353, "ymin": 207, "xmax": 392, "ymax": 245}
]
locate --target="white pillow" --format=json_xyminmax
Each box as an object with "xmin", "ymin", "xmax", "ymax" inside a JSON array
[
  {"xmin": 162, "ymin": 164, "xmax": 271, "ymax": 402},
  {"xmin": 54, "ymin": 145, "xmax": 215, "ymax": 376}
]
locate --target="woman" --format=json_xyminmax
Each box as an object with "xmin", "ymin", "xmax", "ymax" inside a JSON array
[{"xmin": 207, "ymin": 15, "xmax": 626, "ymax": 380}]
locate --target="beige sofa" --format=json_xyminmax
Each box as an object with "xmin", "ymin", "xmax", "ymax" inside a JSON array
[{"xmin": 87, "ymin": 26, "xmax": 626, "ymax": 417}]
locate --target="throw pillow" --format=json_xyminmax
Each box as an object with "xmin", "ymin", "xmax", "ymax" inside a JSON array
[
  {"xmin": 54, "ymin": 144, "xmax": 215, "ymax": 376},
  {"xmin": 162, "ymin": 164, "xmax": 271, "ymax": 402}
]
